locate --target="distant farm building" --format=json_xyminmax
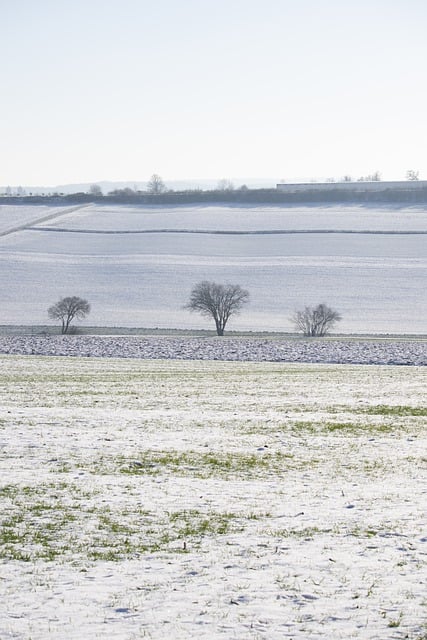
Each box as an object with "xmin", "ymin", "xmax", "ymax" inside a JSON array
[{"xmin": 276, "ymin": 180, "xmax": 427, "ymax": 193}]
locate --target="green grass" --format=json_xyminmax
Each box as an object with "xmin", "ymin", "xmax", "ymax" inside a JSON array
[
  {"xmin": 0, "ymin": 483, "xmax": 255, "ymax": 562},
  {"xmin": 271, "ymin": 525, "xmax": 397, "ymax": 540},
  {"xmin": 168, "ymin": 509, "xmax": 240, "ymax": 537},
  {"xmin": 118, "ymin": 449, "xmax": 307, "ymax": 478},
  {"xmin": 0, "ymin": 358, "xmax": 425, "ymax": 574},
  {"xmin": 273, "ymin": 526, "xmax": 335, "ymax": 539},
  {"xmin": 357, "ymin": 405, "xmax": 427, "ymax": 417},
  {"xmin": 290, "ymin": 420, "xmax": 395, "ymax": 433},
  {"xmin": 387, "ymin": 612, "xmax": 403, "ymax": 628}
]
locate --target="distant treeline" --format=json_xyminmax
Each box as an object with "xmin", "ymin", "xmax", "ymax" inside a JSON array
[{"xmin": 2, "ymin": 187, "xmax": 427, "ymax": 205}]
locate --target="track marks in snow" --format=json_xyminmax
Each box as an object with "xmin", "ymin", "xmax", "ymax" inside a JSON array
[
  {"xmin": 26, "ymin": 226, "xmax": 427, "ymax": 235},
  {"xmin": 0, "ymin": 204, "xmax": 90, "ymax": 237}
]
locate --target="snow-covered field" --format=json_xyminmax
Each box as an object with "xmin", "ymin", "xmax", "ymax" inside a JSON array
[
  {"xmin": 0, "ymin": 335, "xmax": 426, "ymax": 366},
  {"xmin": 0, "ymin": 204, "xmax": 426, "ymax": 333},
  {"xmin": 0, "ymin": 355, "xmax": 426, "ymax": 639},
  {"xmin": 32, "ymin": 203, "xmax": 427, "ymax": 233},
  {"xmin": 0, "ymin": 204, "xmax": 85, "ymax": 236}
]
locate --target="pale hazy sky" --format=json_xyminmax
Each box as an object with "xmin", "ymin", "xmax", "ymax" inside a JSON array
[{"xmin": 2, "ymin": 0, "xmax": 426, "ymax": 186}]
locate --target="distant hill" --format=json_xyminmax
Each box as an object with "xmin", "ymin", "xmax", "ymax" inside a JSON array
[{"xmin": 1, "ymin": 178, "xmax": 278, "ymax": 196}]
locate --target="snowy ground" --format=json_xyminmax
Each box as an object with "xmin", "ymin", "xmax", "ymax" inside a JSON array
[
  {"xmin": 0, "ymin": 335, "xmax": 425, "ymax": 365},
  {"xmin": 32, "ymin": 203, "xmax": 427, "ymax": 233},
  {"xmin": 0, "ymin": 205, "xmax": 86, "ymax": 236},
  {"xmin": 0, "ymin": 204, "xmax": 426, "ymax": 333},
  {"xmin": 0, "ymin": 356, "xmax": 426, "ymax": 639}
]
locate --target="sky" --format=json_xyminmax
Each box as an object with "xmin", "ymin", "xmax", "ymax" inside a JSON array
[{"xmin": 1, "ymin": 0, "xmax": 427, "ymax": 187}]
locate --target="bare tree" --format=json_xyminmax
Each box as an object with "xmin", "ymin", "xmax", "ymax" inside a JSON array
[
  {"xmin": 89, "ymin": 184, "xmax": 103, "ymax": 196},
  {"xmin": 147, "ymin": 174, "xmax": 166, "ymax": 194},
  {"xmin": 357, "ymin": 171, "xmax": 381, "ymax": 182},
  {"xmin": 48, "ymin": 296, "xmax": 91, "ymax": 334},
  {"xmin": 291, "ymin": 303, "xmax": 342, "ymax": 337},
  {"xmin": 216, "ymin": 179, "xmax": 234, "ymax": 191},
  {"xmin": 406, "ymin": 169, "xmax": 419, "ymax": 181},
  {"xmin": 186, "ymin": 281, "xmax": 249, "ymax": 336}
]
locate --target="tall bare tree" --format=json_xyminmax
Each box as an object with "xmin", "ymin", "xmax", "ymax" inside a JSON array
[
  {"xmin": 48, "ymin": 296, "xmax": 91, "ymax": 334},
  {"xmin": 186, "ymin": 281, "xmax": 249, "ymax": 336},
  {"xmin": 147, "ymin": 174, "xmax": 166, "ymax": 194},
  {"xmin": 291, "ymin": 303, "xmax": 341, "ymax": 337}
]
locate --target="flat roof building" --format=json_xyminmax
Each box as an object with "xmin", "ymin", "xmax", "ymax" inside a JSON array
[{"xmin": 277, "ymin": 180, "xmax": 427, "ymax": 193}]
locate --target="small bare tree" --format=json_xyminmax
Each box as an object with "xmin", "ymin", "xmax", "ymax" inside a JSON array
[
  {"xmin": 292, "ymin": 303, "xmax": 341, "ymax": 337},
  {"xmin": 186, "ymin": 281, "xmax": 249, "ymax": 336},
  {"xmin": 406, "ymin": 169, "xmax": 419, "ymax": 181},
  {"xmin": 216, "ymin": 179, "xmax": 234, "ymax": 191},
  {"xmin": 147, "ymin": 174, "xmax": 166, "ymax": 194},
  {"xmin": 48, "ymin": 296, "xmax": 91, "ymax": 334},
  {"xmin": 89, "ymin": 184, "xmax": 103, "ymax": 196},
  {"xmin": 357, "ymin": 171, "xmax": 381, "ymax": 182}
]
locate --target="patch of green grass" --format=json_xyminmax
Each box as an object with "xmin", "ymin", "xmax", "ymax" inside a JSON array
[
  {"xmin": 271, "ymin": 525, "xmax": 387, "ymax": 540},
  {"xmin": 291, "ymin": 420, "xmax": 394, "ymax": 433},
  {"xmin": 0, "ymin": 484, "xmax": 19, "ymax": 498},
  {"xmin": 246, "ymin": 511, "xmax": 272, "ymax": 520},
  {"xmin": 387, "ymin": 612, "xmax": 403, "ymax": 628},
  {"xmin": 72, "ymin": 508, "xmax": 244, "ymax": 560},
  {"xmin": 168, "ymin": 509, "xmax": 240, "ymax": 537},
  {"xmin": 0, "ymin": 482, "xmax": 254, "ymax": 562},
  {"xmin": 0, "ymin": 483, "xmax": 98, "ymax": 561},
  {"xmin": 118, "ymin": 449, "xmax": 304, "ymax": 478},
  {"xmin": 273, "ymin": 526, "xmax": 335, "ymax": 539},
  {"xmin": 0, "ymin": 513, "xmax": 26, "ymax": 544},
  {"xmin": 360, "ymin": 459, "xmax": 390, "ymax": 474},
  {"xmin": 326, "ymin": 421, "xmax": 392, "ymax": 433},
  {"xmin": 356, "ymin": 405, "xmax": 427, "ymax": 417},
  {"xmin": 87, "ymin": 548, "xmax": 125, "ymax": 561}
]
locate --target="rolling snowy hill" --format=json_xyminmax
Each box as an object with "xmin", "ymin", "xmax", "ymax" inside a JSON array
[{"xmin": 0, "ymin": 203, "xmax": 426, "ymax": 332}]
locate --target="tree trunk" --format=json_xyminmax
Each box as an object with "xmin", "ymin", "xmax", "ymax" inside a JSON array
[{"xmin": 215, "ymin": 320, "xmax": 224, "ymax": 336}]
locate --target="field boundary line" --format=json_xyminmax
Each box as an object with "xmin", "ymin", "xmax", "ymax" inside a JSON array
[
  {"xmin": 24, "ymin": 227, "xmax": 427, "ymax": 236},
  {"xmin": 0, "ymin": 204, "xmax": 91, "ymax": 238}
]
